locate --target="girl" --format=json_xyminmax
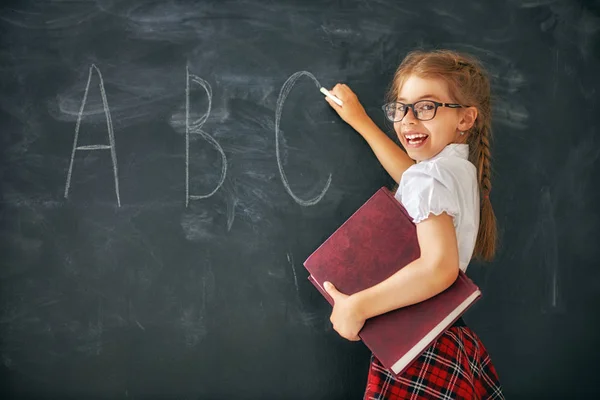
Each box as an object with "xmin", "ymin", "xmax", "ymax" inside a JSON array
[{"xmin": 322, "ymin": 49, "xmax": 505, "ymax": 399}]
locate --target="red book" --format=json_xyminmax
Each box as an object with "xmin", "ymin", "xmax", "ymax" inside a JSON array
[{"xmin": 303, "ymin": 187, "xmax": 481, "ymax": 376}]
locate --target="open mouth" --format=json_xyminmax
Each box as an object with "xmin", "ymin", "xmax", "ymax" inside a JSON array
[{"xmin": 404, "ymin": 133, "xmax": 429, "ymax": 147}]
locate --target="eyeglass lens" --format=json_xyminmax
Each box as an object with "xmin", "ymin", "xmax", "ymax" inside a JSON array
[{"xmin": 385, "ymin": 101, "xmax": 437, "ymax": 122}]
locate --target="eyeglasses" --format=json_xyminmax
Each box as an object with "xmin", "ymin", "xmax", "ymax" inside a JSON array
[{"xmin": 382, "ymin": 100, "xmax": 467, "ymax": 122}]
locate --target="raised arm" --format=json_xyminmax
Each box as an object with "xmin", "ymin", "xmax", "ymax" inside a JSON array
[{"xmin": 324, "ymin": 84, "xmax": 415, "ymax": 183}]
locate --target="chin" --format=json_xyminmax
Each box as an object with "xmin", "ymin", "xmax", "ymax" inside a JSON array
[
  {"xmin": 401, "ymin": 136, "xmax": 433, "ymax": 162},
  {"xmin": 405, "ymin": 148, "xmax": 429, "ymax": 162}
]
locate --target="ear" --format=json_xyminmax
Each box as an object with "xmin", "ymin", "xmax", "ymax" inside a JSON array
[{"xmin": 457, "ymin": 106, "xmax": 478, "ymax": 132}]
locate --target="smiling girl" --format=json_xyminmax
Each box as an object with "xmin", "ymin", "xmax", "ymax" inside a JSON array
[{"xmin": 322, "ymin": 49, "xmax": 505, "ymax": 399}]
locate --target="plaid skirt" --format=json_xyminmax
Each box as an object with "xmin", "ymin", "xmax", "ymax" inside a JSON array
[{"xmin": 363, "ymin": 322, "xmax": 504, "ymax": 400}]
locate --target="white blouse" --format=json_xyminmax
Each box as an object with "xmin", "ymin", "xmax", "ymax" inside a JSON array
[{"xmin": 394, "ymin": 143, "xmax": 480, "ymax": 272}]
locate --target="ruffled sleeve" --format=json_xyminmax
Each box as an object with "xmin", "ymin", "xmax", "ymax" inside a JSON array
[{"xmin": 397, "ymin": 162, "xmax": 460, "ymax": 225}]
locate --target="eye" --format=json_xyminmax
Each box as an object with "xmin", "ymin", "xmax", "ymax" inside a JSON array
[{"xmin": 419, "ymin": 102, "xmax": 435, "ymax": 111}]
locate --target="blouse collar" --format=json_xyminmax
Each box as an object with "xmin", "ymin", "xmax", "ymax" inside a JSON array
[{"xmin": 423, "ymin": 143, "xmax": 469, "ymax": 162}]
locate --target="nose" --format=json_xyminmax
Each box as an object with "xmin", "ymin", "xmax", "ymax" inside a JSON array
[{"xmin": 402, "ymin": 105, "xmax": 418, "ymax": 124}]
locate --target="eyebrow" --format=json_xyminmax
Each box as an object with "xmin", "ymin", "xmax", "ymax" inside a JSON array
[{"xmin": 396, "ymin": 94, "xmax": 442, "ymax": 102}]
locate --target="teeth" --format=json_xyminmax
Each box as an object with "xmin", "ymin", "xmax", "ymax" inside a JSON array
[{"xmin": 405, "ymin": 134, "xmax": 428, "ymax": 139}]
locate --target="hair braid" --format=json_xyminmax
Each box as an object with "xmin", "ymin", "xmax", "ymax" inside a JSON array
[
  {"xmin": 474, "ymin": 122, "xmax": 497, "ymax": 261},
  {"xmin": 478, "ymin": 125, "xmax": 492, "ymax": 195}
]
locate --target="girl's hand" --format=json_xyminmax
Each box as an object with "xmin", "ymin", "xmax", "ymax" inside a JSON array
[
  {"xmin": 324, "ymin": 281, "xmax": 365, "ymax": 341},
  {"xmin": 324, "ymin": 84, "xmax": 370, "ymax": 128}
]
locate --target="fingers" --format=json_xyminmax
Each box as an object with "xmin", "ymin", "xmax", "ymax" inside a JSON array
[
  {"xmin": 324, "ymin": 96, "xmax": 341, "ymax": 109},
  {"xmin": 322, "ymin": 87, "xmax": 344, "ymax": 109},
  {"xmin": 330, "ymin": 322, "xmax": 361, "ymax": 341},
  {"xmin": 324, "ymin": 281, "xmax": 338, "ymax": 300},
  {"xmin": 330, "ymin": 83, "xmax": 355, "ymax": 103},
  {"xmin": 330, "ymin": 83, "xmax": 344, "ymax": 98}
]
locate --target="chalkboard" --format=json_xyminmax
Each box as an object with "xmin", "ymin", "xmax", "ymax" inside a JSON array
[{"xmin": 1, "ymin": 0, "xmax": 599, "ymax": 399}]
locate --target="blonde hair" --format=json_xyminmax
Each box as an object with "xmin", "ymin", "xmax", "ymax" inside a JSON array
[{"xmin": 389, "ymin": 49, "xmax": 497, "ymax": 261}]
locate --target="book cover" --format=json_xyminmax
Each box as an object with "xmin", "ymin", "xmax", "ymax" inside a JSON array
[{"xmin": 303, "ymin": 187, "xmax": 481, "ymax": 375}]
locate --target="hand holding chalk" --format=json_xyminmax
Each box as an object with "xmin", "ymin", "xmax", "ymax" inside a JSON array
[
  {"xmin": 320, "ymin": 87, "xmax": 344, "ymax": 106},
  {"xmin": 320, "ymin": 83, "xmax": 370, "ymax": 129}
]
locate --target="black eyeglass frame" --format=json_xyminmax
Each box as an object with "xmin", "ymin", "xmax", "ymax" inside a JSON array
[{"xmin": 381, "ymin": 100, "xmax": 468, "ymax": 122}]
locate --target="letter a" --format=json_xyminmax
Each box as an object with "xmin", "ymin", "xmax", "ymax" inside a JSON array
[{"xmin": 64, "ymin": 64, "xmax": 121, "ymax": 206}]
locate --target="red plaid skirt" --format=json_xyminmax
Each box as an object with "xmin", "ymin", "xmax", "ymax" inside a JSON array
[{"xmin": 363, "ymin": 325, "xmax": 504, "ymax": 399}]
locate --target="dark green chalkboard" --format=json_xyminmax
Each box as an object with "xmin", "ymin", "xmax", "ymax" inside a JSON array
[{"xmin": 1, "ymin": 0, "xmax": 599, "ymax": 398}]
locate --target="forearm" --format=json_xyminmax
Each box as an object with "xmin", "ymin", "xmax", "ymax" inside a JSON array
[
  {"xmin": 351, "ymin": 118, "xmax": 414, "ymax": 183},
  {"xmin": 353, "ymin": 257, "xmax": 459, "ymax": 320}
]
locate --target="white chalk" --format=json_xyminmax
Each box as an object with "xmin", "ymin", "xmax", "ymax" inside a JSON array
[{"xmin": 319, "ymin": 87, "xmax": 343, "ymax": 106}]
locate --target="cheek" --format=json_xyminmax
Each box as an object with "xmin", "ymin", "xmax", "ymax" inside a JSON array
[
  {"xmin": 393, "ymin": 122, "xmax": 403, "ymax": 136},
  {"xmin": 422, "ymin": 118, "xmax": 450, "ymax": 138},
  {"xmin": 420, "ymin": 121, "xmax": 434, "ymax": 135}
]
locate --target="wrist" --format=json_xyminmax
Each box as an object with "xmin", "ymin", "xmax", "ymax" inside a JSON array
[
  {"xmin": 351, "ymin": 290, "xmax": 371, "ymax": 321},
  {"xmin": 353, "ymin": 117, "xmax": 380, "ymax": 139}
]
